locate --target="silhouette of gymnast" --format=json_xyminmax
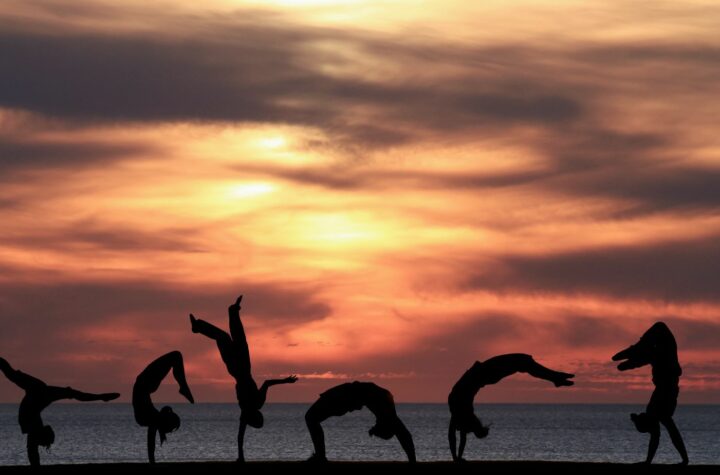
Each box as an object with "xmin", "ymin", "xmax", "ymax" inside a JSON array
[
  {"xmin": 0, "ymin": 357, "xmax": 119, "ymax": 466},
  {"xmin": 305, "ymin": 381, "xmax": 416, "ymax": 463},
  {"xmin": 448, "ymin": 353, "xmax": 574, "ymax": 462},
  {"xmin": 133, "ymin": 351, "xmax": 195, "ymax": 463},
  {"xmin": 612, "ymin": 321, "xmax": 689, "ymax": 465},
  {"xmin": 190, "ymin": 295, "xmax": 297, "ymax": 462}
]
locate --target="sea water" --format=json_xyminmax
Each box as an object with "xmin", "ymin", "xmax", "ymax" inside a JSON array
[{"xmin": 0, "ymin": 404, "xmax": 718, "ymax": 465}]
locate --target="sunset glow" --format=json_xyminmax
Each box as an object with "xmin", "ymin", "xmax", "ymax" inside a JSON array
[{"xmin": 1, "ymin": 0, "xmax": 719, "ymax": 405}]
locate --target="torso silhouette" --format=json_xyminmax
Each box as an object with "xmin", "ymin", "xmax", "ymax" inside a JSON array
[
  {"xmin": 648, "ymin": 327, "xmax": 681, "ymax": 388},
  {"xmin": 450, "ymin": 355, "xmax": 524, "ymax": 406},
  {"xmin": 133, "ymin": 372, "xmax": 160, "ymax": 425},
  {"xmin": 235, "ymin": 377, "xmax": 260, "ymax": 412},
  {"xmin": 18, "ymin": 377, "xmax": 53, "ymax": 434},
  {"xmin": 319, "ymin": 382, "xmax": 395, "ymax": 418}
]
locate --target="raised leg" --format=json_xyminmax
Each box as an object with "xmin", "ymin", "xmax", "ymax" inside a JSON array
[
  {"xmin": 164, "ymin": 351, "xmax": 195, "ymax": 403},
  {"xmin": 190, "ymin": 314, "xmax": 230, "ymax": 341},
  {"xmin": 480, "ymin": 354, "xmax": 573, "ymax": 386},
  {"xmin": 515, "ymin": 354, "xmax": 574, "ymax": 387},
  {"xmin": 228, "ymin": 299, "xmax": 251, "ymax": 372},
  {"xmin": 0, "ymin": 358, "xmax": 46, "ymax": 392},
  {"xmin": 47, "ymin": 386, "xmax": 119, "ymax": 403},
  {"xmin": 191, "ymin": 315, "xmax": 241, "ymax": 377}
]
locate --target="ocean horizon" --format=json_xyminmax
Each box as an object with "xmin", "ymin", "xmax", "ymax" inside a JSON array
[{"xmin": 1, "ymin": 403, "xmax": 718, "ymax": 466}]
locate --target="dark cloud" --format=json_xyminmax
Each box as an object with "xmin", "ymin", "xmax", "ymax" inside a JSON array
[
  {"xmin": 0, "ymin": 219, "xmax": 204, "ymax": 253},
  {"xmin": 0, "ymin": 277, "xmax": 332, "ymax": 353},
  {"xmin": 579, "ymin": 43, "xmax": 720, "ymax": 67},
  {"xmin": 464, "ymin": 235, "xmax": 720, "ymax": 302},
  {"xmin": 0, "ymin": 136, "xmax": 151, "ymax": 177},
  {"xmin": 238, "ymin": 124, "xmax": 720, "ymax": 216},
  {"xmin": 256, "ymin": 313, "xmax": 719, "ymax": 401},
  {"xmin": 0, "ymin": 13, "xmax": 584, "ymax": 148},
  {"xmin": 2, "ymin": 5, "xmax": 719, "ymax": 216},
  {"xmin": 235, "ymin": 163, "xmax": 545, "ymax": 191},
  {"xmin": 664, "ymin": 318, "xmax": 720, "ymax": 350},
  {"xmin": 568, "ymin": 166, "xmax": 720, "ymax": 215},
  {"xmin": 545, "ymin": 316, "xmax": 636, "ymax": 349}
]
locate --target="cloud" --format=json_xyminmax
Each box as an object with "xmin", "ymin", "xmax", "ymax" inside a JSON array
[
  {"xmin": 2, "ymin": 3, "xmax": 719, "ymax": 217},
  {"xmin": 0, "ymin": 218, "xmax": 203, "ymax": 253},
  {"xmin": 664, "ymin": 318, "xmax": 720, "ymax": 350},
  {"xmin": 0, "ymin": 276, "xmax": 332, "ymax": 356},
  {"xmin": 0, "ymin": 137, "xmax": 148, "ymax": 173},
  {"xmin": 234, "ymin": 162, "xmax": 545, "ymax": 191},
  {"xmin": 463, "ymin": 234, "xmax": 720, "ymax": 302},
  {"xmin": 0, "ymin": 10, "xmax": 585, "ymax": 147},
  {"xmin": 567, "ymin": 166, "xmax": 720, "ymax": 215},
  {"xmin": 0, "ymin": 119, "xmax": 155, "ymax": 184}
]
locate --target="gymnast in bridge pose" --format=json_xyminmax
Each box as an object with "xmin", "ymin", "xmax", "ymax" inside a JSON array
[
  {"xmin": 190, "ymin": 295, "xmax": 297, "ymax": 462},
  {"xmin": 305, "ymin": 381, "xmax": 416, "ymax": 463},
  {"xmin": 613, "ymin": 321, "xmax": 688, "ymax": 465},
  {"xmin": 133, "ymin": 351, "xmax": 195, "ymax": 463},
  {"xmin": 448, "ymin": 353, "xmax": 574, "ymax": 462},
  {"xmin": 0, "ymin": 357, "xmax": 119, "ymax": 466}
]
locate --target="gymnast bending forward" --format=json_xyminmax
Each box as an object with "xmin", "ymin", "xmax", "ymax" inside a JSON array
[
  {"xmin": 133, "ymin": 351, "xmax": 195, "ymax": 463},
  {"xmin": 0, "ymin": 357, "xmax": 119, "ymax": 466},
  {"xmin": 613, "ymin": 322, "xmax": 689, "ymax": 465},
  {"xmin": 448, "ymin": 353, "xmax": 574, "ymax": 462}
]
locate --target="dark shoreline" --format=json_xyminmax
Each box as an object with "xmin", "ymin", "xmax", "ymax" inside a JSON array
[{"xmin": 0, "ymin": 461, "xmax": 714, "ymax": 473}]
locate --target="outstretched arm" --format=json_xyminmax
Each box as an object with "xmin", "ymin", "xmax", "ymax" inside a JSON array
[
  {"xmin": 613, "ymin": 323, "xmax": 674, "ymax": 371},
  {"xmin": 147, "ymin": 426, "xmax": 157, "ymax": 464},
  {"xmin": 449, "ymin": 419, "xmax": 458, "ymax": 461},
  {"xmin": 458, "ymin": 431, "xmax": 467, "ymax": 460},
  {"xmin": 26, "ymin": 436, "xmax": 40, "ymax": 466},
  {"xmin": 394, "ymin": 419, "xmax": 416, "ymax": 463},
  {"xmin": 237, "ymin": 419, "xmax": 247, "ymax": 462},
  {"xmin": 47, "ymin": 386, "xmax": 119, "ymax": 403},
  {"xmin": 645, "ymin": 426, "xmax": 660, "ymax": 464},
  {"xmin": 258, "ymin": 375, "xmax": 298, "ymax": 407}
]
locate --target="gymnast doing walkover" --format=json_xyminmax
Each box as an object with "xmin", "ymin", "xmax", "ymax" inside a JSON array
[
  {"xmin": 0, "ymin": 357, "xmax": 120, "ymax": 466},
  {"xmin": 305, "ymin": 381, "xmax": 416, "ymax": 463},
  {"xmin": 133, "ymin": 351, "xmax": 195, "ymax": 463},
  {"xmin": 190, "ymin": 295, "xmax": 298, "ymax": 462},
  {"xmin": 447, "ymin": 353, "xmax": 574, "ymax": 462},
  {"xmin": 612, "ymin": 321, "xmax": 689, "ymax": 465}
]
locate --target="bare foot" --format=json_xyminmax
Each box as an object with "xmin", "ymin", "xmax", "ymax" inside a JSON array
[
  {"xmin": 553, "ymin": 373, "xmax": 575, "ymax": 387},
  {"xmin": 179, "ymin": 386, "xmax": 195, "ymax": 404}
]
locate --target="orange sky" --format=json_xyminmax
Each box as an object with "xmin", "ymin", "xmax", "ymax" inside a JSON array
[{"xmin": 1, "ymin": 0, "xmax": 719, "ymax": 404}]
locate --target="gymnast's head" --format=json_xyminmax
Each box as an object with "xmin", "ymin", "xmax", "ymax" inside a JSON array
[
  {"xmin": 468, "ymin": 414, "xmax": 490, "ymax": 439},
  {"xmin": 241, "ymin": 408, "xmax": 264, "ymax": 428},
  {"xmin": 369, "ymin": 420, "xmax": 396, "ymax": 440},
  {"xmin": 631, "ymin": 412, "xmax": 659, "ymax": 433},
  {"xmin": 158, "ymin": 406, "xmax": 180, "ymax": 443},
  {"xmin": 36, "ymin": 425, "xmax": 55, "ymax": 449}
]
